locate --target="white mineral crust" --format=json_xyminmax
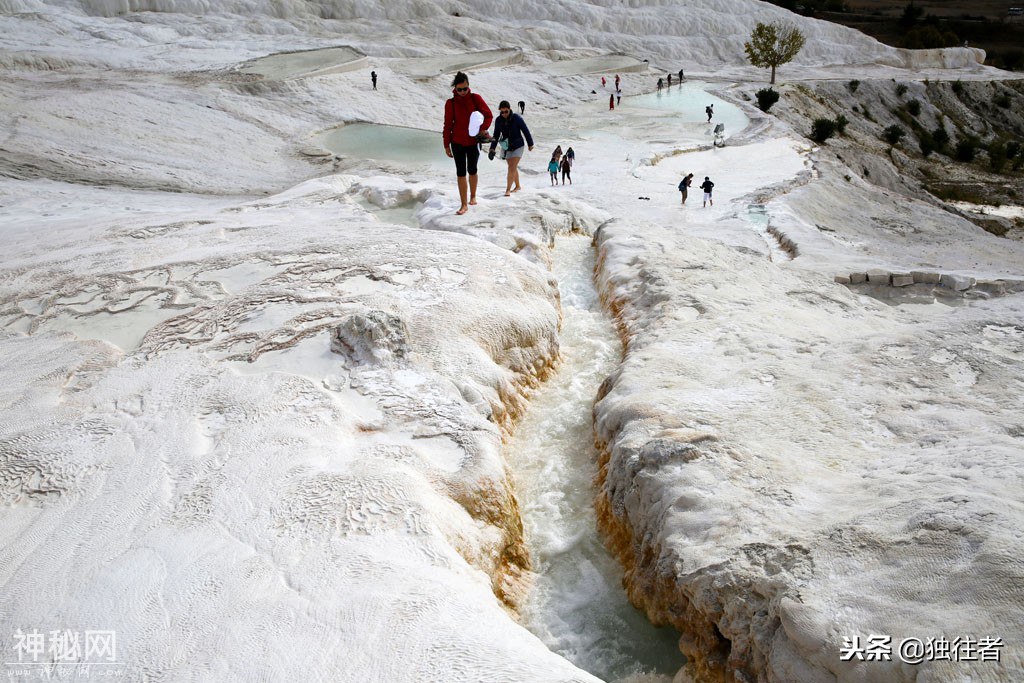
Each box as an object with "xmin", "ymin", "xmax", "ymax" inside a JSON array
[{"xmin": 0, "ymin": 1, "xmax": 1021, "ymax": 682}]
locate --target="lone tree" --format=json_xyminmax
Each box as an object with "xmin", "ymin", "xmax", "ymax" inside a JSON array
[{"xmin": 744, "ymin": 22, "xmax": 806, "ymax": 85}]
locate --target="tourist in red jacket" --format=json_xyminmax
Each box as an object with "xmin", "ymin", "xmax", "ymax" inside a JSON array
[{"xmin": 443, "ymin": 71, "xmax": 493, "ymax": 215}]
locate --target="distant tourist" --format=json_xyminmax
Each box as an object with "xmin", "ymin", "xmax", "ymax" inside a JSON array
[
  {"xmin": 678, "ymin": 173, "xmax": 693, "ymax": 205},
  {"xmin": 616, "ymin": 88, "xmax": 622, "ymax": 105},
  {"xmin": 489, "ymin": 100, "xmax": 534, "ymax": 196},
  {"xmin": 560, "ymin": 155, "xmax": 572, "ymax": 185},
  {"xmin": 565, "ymin": 147, "xmax": 575, "ymax": 167},
  {"xmin": 667, "ymin": 73, "xmax": 672, "ymax": 86},
  {"xmin": 518, "ymin": 100, "xmax": 526, "ymax": 115},
  {"xmin": 678, "ymin": 68, "xmax": 684, "ymax": 82},
  {"xmin": 443, "ymin": 71, "xmax": 493, "ymax": 215},
  {"xmin": 657, "ymin": 77, "xmax": 664, "ymax": 91},
  {"xmin": 706, "ymin": 103, "xmax": 714, "ymax": 122},
  {"xmin": 700, "ymin": 176, "xmax": 715, "ymax": 207},
  {"xmin": 609, "ymin": 93, "xmax": 615, "ymax": 110},
  {"xmin": 601, "ymin": 76, "xmax": 607, "ymax": 88},
  {"xmin": 553, "ymin": 145, "xmax": 562, "ymax": 163},
  {"xmin": 548, "ymin": 155, "xmax": 560, "ymax": 186},
  {"xmin": 371, "ymin": 70, "xmax": 377, "ymax": 90},
  {"xmin": 614, "ymin": 74, "xmax": 620, "ymax": 90}
]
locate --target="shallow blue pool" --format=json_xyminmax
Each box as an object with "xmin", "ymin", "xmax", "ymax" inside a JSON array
[
  {"xmin": 630, "ymin": 81, "xmax": 749, "ymax": 137},
  {"xmin": 316, "ymin": 123, "xmax": 446, "ymax": 166}
]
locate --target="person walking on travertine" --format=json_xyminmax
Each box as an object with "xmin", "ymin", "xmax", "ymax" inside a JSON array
[
  {"xmin": 443, "ymin": 71, "xmax": 492, "ymax": 215},
  {"xmin": 700, "ymin": 176, "xmax": 714, "ymax": 207},
  {"xmin": 371, "ymin": 70, "xmax": 377, "ymax": 90},
  {"xmin": 489, "ymin": 100, "xmax": 534, "ymax": 197},
  {"xmin": 560, "ymin": 154, "xmax": 572, "ymax": 185},
  {"xmin": 706, "ymin": 103, "xmax": 714, "ymax": 122},
  {"xmin": 548, "ymin": 155, "xmax": 559, "ymax": 186}
]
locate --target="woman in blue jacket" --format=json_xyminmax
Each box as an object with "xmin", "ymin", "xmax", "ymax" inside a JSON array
[{"xmin": 489, "ymin": 100, "xmax": 535, "ymax": 196}]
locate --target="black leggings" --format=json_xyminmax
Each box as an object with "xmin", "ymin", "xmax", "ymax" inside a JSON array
[{"xmin": 450, "ymin": 142, "xmax": 479, "ymax": 177}]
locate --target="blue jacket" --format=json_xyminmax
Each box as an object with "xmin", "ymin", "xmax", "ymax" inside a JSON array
[{"xmin": 490, "ymin": 113, "xmax": 534, "ymax": 153}]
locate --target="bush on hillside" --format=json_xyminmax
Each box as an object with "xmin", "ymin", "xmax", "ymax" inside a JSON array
[
  {"xmin": 918, "ymin": 130, "xmax": 936, "ymax": 157},
  {"xmin": 955, "ymin": 136, "xmax": 979, "ymax": 162},
  {"xmin": 811, "ymin": 118, "xmax": 837, "ymax": 143},
  {"xmin": 988, "ymin": 140, "xmax": 1008, "ymax": 173},
  {"xmin": 835, "ymin": 114, "xmax": 849, "ymax": 135},
  {"xmin": 906, "ymin": 99, "xmax": 921, "ymax": 116},
  {"xmin": 883, "ymin": 125, "xmax": 906, "ymax": 146},
  {"xmin": 904, "ymin": 26, "xmax": 959, "ymax": 49},
  {"xmin": 756, "ymin": 87, "xmax": 781, "ymax": 112}
]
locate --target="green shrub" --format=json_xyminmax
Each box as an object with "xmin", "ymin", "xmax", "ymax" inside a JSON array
[
  {"xmin": 995, "ymin": 93, "xmax": 1011, "ymax": 109},
  {"xmin": 994, "ymin": 49, "xmax": 1024, "ymax": 71},
  {"xmin": 756, "ymin": 87, "xmax": 781, "ymax": 112},
  {"xmin": 895, "ymin": 83, "xmax": 908, "ymax": 97},
  {"xmin": 955, "ymin": 136, "xmax": 979, "ymax": 162},
  {"xmin": 883, "ymin": 125, "xmax": 906, "ymax": 145},
  {"xmin": 907, "ymin": 99, "xmax": 921, "ymax": 116},
  {"xmin": 932, "ymin": 126, "xmax": 950, "ymax": 148},
  {"xmin": 903, "ymin": 26, "xmax": 959, "ymax": 49},
  {"xmin": 898, "ymin": 1, "xmax": 923, "ymax": 30},
  {"xmin": 1007, "ymin": 140, "xmax": 1021, "ymax": 159},
  {"xmin": 811, "ymin": 118, "xmax": 837, "ymax": 143},
  {"xmin": 848, "ymin": 79, "xmax": 860, "ymax": 93},
  {"xmin": 835, "ymin": 114, "xmax": 849, "ymax": 135},
  {"xmin": 918, "ymin": 130, "xmax": 936, "ymax": 157},
  {"xmin": 988, "ymin": 140, "xmax": 1009, "ymax": 173},
  {"xmin": 952, "ymin": 80, "xmax": 964, "ymax": 96}
]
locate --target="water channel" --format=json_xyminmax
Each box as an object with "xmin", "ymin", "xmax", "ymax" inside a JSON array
[{"xmin": 508, "ymin": 234, "xmax": 682, "ymax": 683}]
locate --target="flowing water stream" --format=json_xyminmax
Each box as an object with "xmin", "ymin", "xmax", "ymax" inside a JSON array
[{"xmin": 508, "ymin": 234, "xmax": 682, "ymax": 683}]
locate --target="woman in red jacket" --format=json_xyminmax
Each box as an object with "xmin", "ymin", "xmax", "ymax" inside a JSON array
[{"xmin": 443, "ymin": 71, "xmax": 492, "ymax": 215}]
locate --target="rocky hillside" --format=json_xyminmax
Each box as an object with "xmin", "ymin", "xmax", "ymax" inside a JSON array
[{"xmin": 752, "ymin": 77, "xmax": 1024, "ymax": 237}]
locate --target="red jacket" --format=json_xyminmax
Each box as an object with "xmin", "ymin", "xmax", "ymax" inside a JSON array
[{"xmin": 443, "ymin": 88, "xmax": 492, "ymax": 149}]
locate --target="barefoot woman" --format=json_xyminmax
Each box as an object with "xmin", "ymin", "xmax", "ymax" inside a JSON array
[
  {"xmin": 489, "ymin": 100, "xmax": 534, "ymax": 196},
  {"xmin": 443, "ymin": 71, "xmax": 492, "ymax": 215}
]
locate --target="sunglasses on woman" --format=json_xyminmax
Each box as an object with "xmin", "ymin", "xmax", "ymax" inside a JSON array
[{"xmin": 455, "ymin": 86, "xmax": 469, "ymax": 92}]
